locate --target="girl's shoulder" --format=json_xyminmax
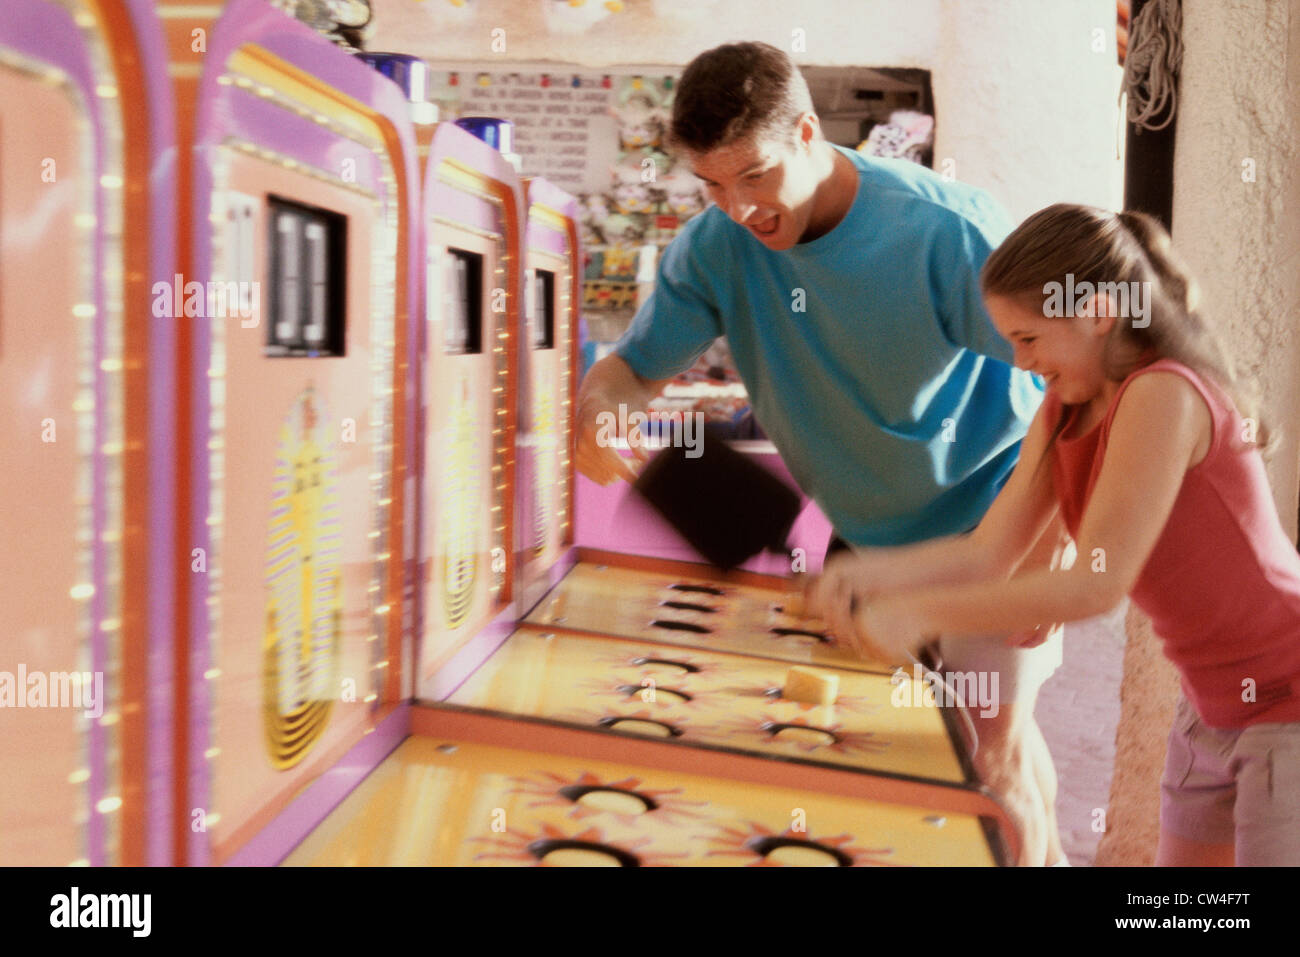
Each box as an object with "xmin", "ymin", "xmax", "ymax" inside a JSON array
[
  {"xmin": 1105, "ymin": 358, "xmax": 1226, "ymax": 461},
  {"xmin": 1113, "ymin": 358, "xmax": 1227, "ymax": 423}
]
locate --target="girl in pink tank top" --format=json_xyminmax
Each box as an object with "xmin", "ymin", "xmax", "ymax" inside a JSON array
[{"xmin": 809, "ymin": 204, "xmax": 1300, "ymax": 866}]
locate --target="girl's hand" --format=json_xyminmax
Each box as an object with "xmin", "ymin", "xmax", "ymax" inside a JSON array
[
  {"xmin": 843, "ymin": 595, "xmax": 929, "ymax": 664},
  {"xmin": 805, "ymin": 552, "xmax": 884, "ymax": 642},
  {"xmin": 1006, "ymin": 621, "xmax": 1063, "ymax": 649}
]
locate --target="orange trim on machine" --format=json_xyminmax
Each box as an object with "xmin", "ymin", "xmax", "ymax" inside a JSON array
[
  {"xmin": 564, "ymin": 214, "xmax": 581, "ymax": 548},
  {"xmin": 90, "ymin": 0, "xmax": 152, "ymax": 868},
  {"xmin": 159, "ymin": 0, "xmax": 219, "ymax": 867},
  {"xmin": 376, "ymin": 120, "xmax": 412, "ymax": 709},
  {"xmin": 497, "ymin": 177, "xmax": 522, "ymax": 606},
  {"xmin": 409, "ymin": 705, "xmax": 1020, "ymax": 865}
]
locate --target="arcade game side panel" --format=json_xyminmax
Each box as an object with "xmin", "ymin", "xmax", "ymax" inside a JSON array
[
  {"xmin": 516, "ymin": 177, "xmax": 582, "ymax": 616},
  {"xmin": 181, "ymin": 0, "xmax": 418, "ymax": 865},
  {"xmin": 0, "ymin": 0, "xmax": 174, "ymax": 867},
  {"xmin": 416, "ymin": 121, "xmax": 524, "ymax": 696}
]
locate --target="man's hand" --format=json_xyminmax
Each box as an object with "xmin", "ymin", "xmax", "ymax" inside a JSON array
[
  {"xmin": 574, "ymin": 354, "xmax": 671, "ymax": 486},
  {"xmin": 574, "ymin": 397, "xmax": 647, "ymax": 485}
]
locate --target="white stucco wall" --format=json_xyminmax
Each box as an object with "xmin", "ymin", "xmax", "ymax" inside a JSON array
[
  {"xmin": 933, "ymin": 0, "xmax": 1124, "ymax": 221},
  {"xmin": 1171, "ymin": 0, "xmax": 1300, "ymax": 534},
  {"xmin": 371, "ymin": 0, "xmax": 1123, "ymax": 222},
  {"xmin": 372, "ymin": 0, "xmax": 943, "ymax": 69}
]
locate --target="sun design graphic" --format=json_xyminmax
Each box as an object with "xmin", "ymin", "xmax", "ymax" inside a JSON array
[
  {"xmin": 710, "ymin": 713, "xmax": 892, "ymax": 757},
  {"xmin": 704, "ymin": 822, "xmax": 900, "ymax": 867},
  {"xmin": 472, "ymin": 821, "xmax": 689, "ymax": 867},
  {"xmin": 263, "ymin": 386, "xmax": 342, "ymax": 769},
  {"xmin": 502, "ymin": 771, "xmax": 710, "ymax": 825}
]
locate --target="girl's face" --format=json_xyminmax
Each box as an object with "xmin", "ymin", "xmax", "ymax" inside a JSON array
[{"xmin": 985, "ymin": 292, "xmax": 1114, "ymax": 406}]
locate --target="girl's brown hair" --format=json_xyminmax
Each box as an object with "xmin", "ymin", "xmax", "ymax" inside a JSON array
[{"xmin": 980, "ymin": 203, "xmax": 1269, "ymax": 457}]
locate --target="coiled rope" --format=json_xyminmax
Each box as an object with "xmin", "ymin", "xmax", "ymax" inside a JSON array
[{"xmin": 1122, "ymin": 0, "xmax": 1183, "ymax": 132}]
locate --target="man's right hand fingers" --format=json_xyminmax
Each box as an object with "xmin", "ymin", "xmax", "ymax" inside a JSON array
[{"xmin": 576, "ymin": 439, "xmax": 640, "ymax": 486}]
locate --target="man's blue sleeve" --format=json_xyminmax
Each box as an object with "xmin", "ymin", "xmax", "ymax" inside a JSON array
[
  {"xmin": 929, "ymin": 196, "xmax": 1016, "ymax": 365},
  {"xmin": 614, "ymin": 231, "xmax": 723, "ymax": 382}
]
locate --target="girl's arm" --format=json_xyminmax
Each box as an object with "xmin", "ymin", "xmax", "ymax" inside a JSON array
[
  {"xmin": 851, "ymin": 372, "xmax": 1210, "ymax": 662},
  {"xmin": 809, "ymin": 396, "xmax": 1060, "ymax": 637}
]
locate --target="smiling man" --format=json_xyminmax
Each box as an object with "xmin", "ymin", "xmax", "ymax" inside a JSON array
[{"xmin": 574, "ymin": 42, "xmax": 1066, "ymax": 865}]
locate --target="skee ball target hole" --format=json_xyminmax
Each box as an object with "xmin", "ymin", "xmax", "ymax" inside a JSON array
[
  {"xmin": 650, "ymin": 619, "xmax": 712, "ymax": 634},
  {"xmin": 529, "ymin": 839, "xmax": 641, "ymax": 867},
  {"xmin": 763, "ymin": 722, "xmax": 839, "ymax": 747},
  {"xmin": 615, "ymin": 684, "xmax": 692, "ymax": 703},
  {"xmin": 667, "ymin": 583, "xmax": 724, "ymax": 596},
  {"xmin": 657, "ymin": 600, "xmax": 718, "ymax": 614},
  {"xmin": 597, "ymin": 716, "xmax": 682, "ymax": 738},
  {"xmin": 558, "ymin": 785, "xmax": 658, "ymax": 816},
  {"xmin": 770, "ymin": 626, "xmax": 831, "ymax": 643},
  {"xmin": 746, "ymin": 836, "xmax": 852, "ymax": 867},
  {"xmin": 630, "ymin": 656, "xmax": 700, "ymax": 674}
]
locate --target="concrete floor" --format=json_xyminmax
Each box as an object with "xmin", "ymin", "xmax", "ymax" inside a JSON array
[{"xmin": 1034, "ymin": 602, "xmax": 1128, "ymax": 866}]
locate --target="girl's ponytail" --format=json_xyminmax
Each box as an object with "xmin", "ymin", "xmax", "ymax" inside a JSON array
[{"xmin": 1114, "ymin": 209, "xmax": 1203, "ymax": 338}]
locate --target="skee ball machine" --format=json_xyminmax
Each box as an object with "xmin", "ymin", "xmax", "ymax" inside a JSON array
[
  {"xmin": 413, "ymin": 119, "xmax": 524, "ymax": 700},
  {"xmin": 514, "ymin": 176, "xmax": 581, "ymax": 616},
  {"xmin": 163, "ymin": 0, "xmax": 419, "ymax": 866},
  {"xmin": 0, "ymin": 0, "xmax": 176, "ymax": 867}
]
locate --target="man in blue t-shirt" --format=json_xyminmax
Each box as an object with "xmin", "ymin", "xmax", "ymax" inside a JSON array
[{"xmin": 575, "ymin": 42, "xmax": 1065, "ymax": 866}]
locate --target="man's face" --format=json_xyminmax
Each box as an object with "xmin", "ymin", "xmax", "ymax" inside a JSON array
[{"xmin": 688, "ymin": 121, "xmax": 822, "ymax": 251}]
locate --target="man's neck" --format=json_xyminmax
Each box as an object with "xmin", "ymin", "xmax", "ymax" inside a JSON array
[{"xmin": 800, "ymin": 144, "xmax": 857, "ymax": 243}]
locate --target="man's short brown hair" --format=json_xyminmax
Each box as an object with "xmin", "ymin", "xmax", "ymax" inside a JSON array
[{"xmin": 668, "ymin": 42, "xmax": 814, "ymax": 154}]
